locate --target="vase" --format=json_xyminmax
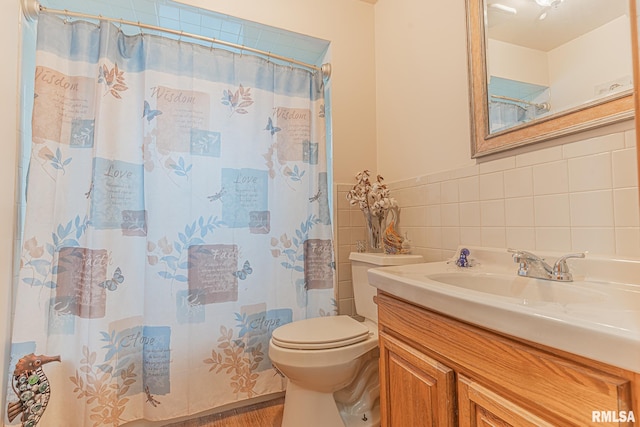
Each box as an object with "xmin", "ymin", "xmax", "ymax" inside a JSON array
[{"xmin": 363, "ymin": 210, "xmax": 387, "ymax": 253}]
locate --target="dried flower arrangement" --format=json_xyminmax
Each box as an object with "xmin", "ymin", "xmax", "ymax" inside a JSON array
[
  {"xmin": 346, "ymin": 170, "xmax": 397, "ymax": 217},
  {"xmin": 346, "ymin": 170, "xmax": 402, "ymax": 252}
]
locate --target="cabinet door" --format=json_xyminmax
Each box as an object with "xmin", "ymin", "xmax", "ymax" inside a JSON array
[
  {"xmin": 458, "ymin": 375, "xmax": 554, "ymax": 427},
  {"xmin": 379, "ymin": 332, "xmax": 455, "ymax": 427}
]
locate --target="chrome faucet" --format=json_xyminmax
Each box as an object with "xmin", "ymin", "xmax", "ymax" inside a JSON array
[{"xmin": 507, "ymin": 249, "xmax": 585, "ymax": 282}]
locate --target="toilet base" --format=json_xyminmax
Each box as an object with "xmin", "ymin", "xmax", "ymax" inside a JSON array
[
  {"xmin": 281, "ymin": 381, "xmax": 346, "ymax": 427},
  {"xmin": 335, "ymin": 349, "xmax": 381, "ymax": 427}
]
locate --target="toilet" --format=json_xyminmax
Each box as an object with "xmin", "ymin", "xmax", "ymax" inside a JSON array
[{"xmin": 269, "ymin": 252, "xmax": 424, "ymax": 427}]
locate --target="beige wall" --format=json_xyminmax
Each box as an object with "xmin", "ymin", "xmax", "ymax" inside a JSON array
[
  {"xmin": 374, "ymin": 0, "xmax": 475, "ymax": 181},
  {"xmin": 488, "ymin": 39, "xmax": 550, "ymax": 87},
  {"xmin": 548, "ymin": 15, "xmax": 632, "ymax": 111},
  {"xmin": 1, "ymin": 0, "xmax": 20, "ymax": 422}
]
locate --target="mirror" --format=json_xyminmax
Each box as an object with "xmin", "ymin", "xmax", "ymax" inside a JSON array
[{"xmin": 467, "ymin": 0, "xmax": 636, "ymax": 157}]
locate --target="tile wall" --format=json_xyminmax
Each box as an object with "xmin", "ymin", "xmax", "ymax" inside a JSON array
[{"xmin": 335, "ymin": 129, "xmax": 639, "ymax": 315}]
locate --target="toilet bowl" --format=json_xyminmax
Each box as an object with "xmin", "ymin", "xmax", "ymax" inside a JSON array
[{"xmin": 269, "ymin": 252, "xmax": 423, "ymax": 427}]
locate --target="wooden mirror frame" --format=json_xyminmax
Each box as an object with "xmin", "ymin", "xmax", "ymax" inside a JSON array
[{"xmin": 467, "ymin": 0, "xmax": 636, "ymax": 158}]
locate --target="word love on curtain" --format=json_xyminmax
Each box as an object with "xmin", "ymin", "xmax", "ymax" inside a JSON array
[{"xmin": 8, "ymin": 14, "xmax": 335, "ymax": 426}]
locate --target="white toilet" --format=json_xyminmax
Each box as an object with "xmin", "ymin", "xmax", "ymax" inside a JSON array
[{"xmin": 269, "ymin": 252, "xmax": 424, "ymax": 427}]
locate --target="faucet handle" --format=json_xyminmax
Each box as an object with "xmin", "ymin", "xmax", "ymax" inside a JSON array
[
  {"xmin": 553, "ymin": 252, "xmax": 586, "ymax": 264},
  {"xmin": 552, "ymin": 252, "xmax": 586, "ymax": 280}
]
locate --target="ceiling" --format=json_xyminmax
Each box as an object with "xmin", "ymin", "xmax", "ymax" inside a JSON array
[{"xmin": 487, "ymin": 0, "xmax": 629, "ymax": 51}]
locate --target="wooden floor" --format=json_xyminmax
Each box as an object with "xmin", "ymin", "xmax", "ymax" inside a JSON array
[{"xmin": 163, "ymin": 397, "xmax": 284, "ymax": 427}]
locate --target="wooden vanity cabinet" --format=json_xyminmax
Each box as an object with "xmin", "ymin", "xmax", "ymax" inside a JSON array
[
  {"xmin": 377, "ymin": 292, "xmax": 639, "ymax": 427},
  {"xmin": 379, "ymin": 332, "xmax": 456, "ymax": 426},
  {"xmin": 457, "ymin": 375, "xmax": 556, "ymax": 427}
]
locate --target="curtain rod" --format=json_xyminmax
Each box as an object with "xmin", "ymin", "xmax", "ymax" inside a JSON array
[
  {"xmin": 31, "ymin": 3, "xmax": 332, "ymax": 79},
  {"xmin": 490, "ymin": 94, "xmax": 550, "ymax": 112}
]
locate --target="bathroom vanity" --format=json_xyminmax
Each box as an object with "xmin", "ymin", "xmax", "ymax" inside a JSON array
[
  {"xmin": 369, "ymin": 247, "xmax": 640, "ymax": 426},
  {"xmin": 377, "ymin": 292, "xmax": 638, "ymax": 426}
]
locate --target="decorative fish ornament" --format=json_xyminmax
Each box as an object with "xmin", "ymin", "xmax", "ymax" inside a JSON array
[
  {"xmin": 383, "ymin": 207, "xmax": 411, "ymax": 255},
  {"xmin": 7, "ymin": 353, "xmax": 61, "ymax": 427}
]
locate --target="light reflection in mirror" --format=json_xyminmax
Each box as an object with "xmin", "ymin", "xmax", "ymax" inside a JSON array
[{"xmin": 485, "ymin": 0, "xmax": 631, "ymax": 133}]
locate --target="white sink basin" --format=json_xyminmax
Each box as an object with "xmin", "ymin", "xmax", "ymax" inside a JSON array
[
  {"xmin": 367, "ymin": 246, "xmax": 640, "ymax": 372},
  {"xmin": 425, "ymin": 272, "xmax": 607, "ymax": 305}
]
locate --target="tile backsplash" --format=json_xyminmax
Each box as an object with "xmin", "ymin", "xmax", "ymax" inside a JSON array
[{"xmin": 335, "ymin": 129, "xmax": 639, "ymax": 315}]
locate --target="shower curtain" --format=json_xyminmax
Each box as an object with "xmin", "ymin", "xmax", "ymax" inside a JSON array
[{"xmin": 8, "ymin": 14, "xmax": 335, "ymax": 426}]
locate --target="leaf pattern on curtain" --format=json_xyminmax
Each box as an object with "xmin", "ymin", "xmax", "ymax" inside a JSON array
[
  {"xmin": 7, "ymin": 14, "xmax": 335, "ymax": 427},
  {"xmin": 98, "ymin": 63, "xmax": 128, "ymax": 98},
  {"xmin": 221, "ymin": 84, "xmax": 254, "ymax": 115},
  {"xmin": 203, "ymin": 322, "xmax": 266, "ymax": 398}
]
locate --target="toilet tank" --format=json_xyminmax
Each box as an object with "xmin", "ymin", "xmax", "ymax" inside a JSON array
[{"xmin": 348, "ymin": 253, "xmax": 424, "ymax": 323}]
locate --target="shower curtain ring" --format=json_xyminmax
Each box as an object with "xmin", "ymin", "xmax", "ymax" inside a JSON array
[
  {"xmin": 63, "ymin": 9, "xmax": 70, "ymax": 23},
  {"xmin": 179, "ymin": 31, "xmax": 184, "ymax": 42},
  {"xmin": 137, "ymin": 21, "xmax": 143, "ymax": 36}
]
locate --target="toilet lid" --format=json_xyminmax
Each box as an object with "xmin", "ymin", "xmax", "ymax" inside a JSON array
[{"xmin": 271, "ymin": 315, "xmax": 371, "ymax": 350}]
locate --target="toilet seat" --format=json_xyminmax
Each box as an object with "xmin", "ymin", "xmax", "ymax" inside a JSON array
[{"xmin": 271, "ymin": 315, "xmax": 370, "ymax": 350}]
